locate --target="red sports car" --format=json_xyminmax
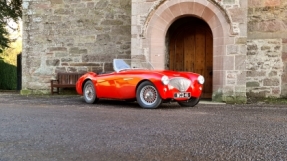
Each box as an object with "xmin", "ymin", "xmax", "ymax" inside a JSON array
[{"xmin": 76, "ymin": 59, "xmax": 204, "ymax": 109}]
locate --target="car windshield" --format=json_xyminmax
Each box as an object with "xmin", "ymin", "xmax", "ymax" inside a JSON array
[{"xmin": 113, "ymin": 59, "xmax": 154, "ymax": 72}]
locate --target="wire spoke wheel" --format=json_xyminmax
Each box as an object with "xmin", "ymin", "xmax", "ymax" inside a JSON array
[
  {"xmin": 83, "ymin": 80, "xmax": 98, "ymax": 104},
  {"xmin": 85, "ymin": 84, "xmax": 94, "ymax": 100},
  {"xmin": 140, "ymin": 85, "xmax": 158, "ymax": 105},
  {"xmin": 136, "ymin": 81, "xmax": 162, "ymax": 109}
]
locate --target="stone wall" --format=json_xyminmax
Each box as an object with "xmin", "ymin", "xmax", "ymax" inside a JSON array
[
  {"xmin": 282, "ymin": 39, "xmax": 287, "ymax": 97},
  {"xmin": 246, "ymin": 39, "xmax": 283, "ymax": 98},
  {"xmin": 248, "ymin": 0, "xmax": 287, "ymax": 39},
  {"xmin": 222, "ymin": 0, "xmax": 248, "ymax": 103},
  {"xmin": 22, "ymin": 0, "xmax": 131, "ymax": 94},
  {"xmin": 248, "ymin": 0, "xmax": 287, "ymax": 98},
  {"xmin": 21, "ymin": 0, "xmax": 287, "ymax": 101}
]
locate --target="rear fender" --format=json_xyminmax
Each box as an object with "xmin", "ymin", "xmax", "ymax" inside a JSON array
[{"xmin": 76, "ymin": 72, "xmax": 97, "ymax": 95}]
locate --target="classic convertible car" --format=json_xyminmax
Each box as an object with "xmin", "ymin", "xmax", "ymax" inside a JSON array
[{"xmin": 76, "ymin": 59, "xmax": 204, "ymax": 109}]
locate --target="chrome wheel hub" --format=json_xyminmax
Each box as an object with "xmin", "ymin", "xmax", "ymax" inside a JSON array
[
  {"xmin": 85, "ymin": 84, "xmax": 94, "ymax": 100},
  {"xmin": 140, "ymin": 85, "xmax": 157, "ymax": 105}
]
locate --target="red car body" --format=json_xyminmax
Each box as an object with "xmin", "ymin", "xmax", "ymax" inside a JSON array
[{"xmin": 76, "ymin": 59, "xmax": 204, "ymax": 108}]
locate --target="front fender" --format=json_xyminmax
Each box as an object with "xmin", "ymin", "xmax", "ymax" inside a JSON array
[{"xmin": 150, "ymin": 79, "xmax": 169, "ymax": 99}]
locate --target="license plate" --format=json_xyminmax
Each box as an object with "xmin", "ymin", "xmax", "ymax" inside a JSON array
[{"xmin": 174, "ymin": 92, "xmax": 191, "ymax": 98}]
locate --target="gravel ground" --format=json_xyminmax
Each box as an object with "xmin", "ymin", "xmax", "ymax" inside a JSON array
[{"xmin": 0, "ymin": 93, "xmax": 287, "ymax": 161}]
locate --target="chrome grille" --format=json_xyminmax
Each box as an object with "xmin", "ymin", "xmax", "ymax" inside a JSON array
[{"xmin": 168, "ymin": 77, "xmax": 191, "ymax": 92}]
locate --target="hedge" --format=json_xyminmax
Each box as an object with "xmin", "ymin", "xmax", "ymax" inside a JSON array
[{"xmin": 0, "ymin": 59, "xmax": 17, "ymax": 90}]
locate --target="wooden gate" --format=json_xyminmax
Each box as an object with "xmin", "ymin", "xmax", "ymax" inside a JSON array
[{"xmin": 168, "ymin": 18, "xmax": 213, "ymax": 98}]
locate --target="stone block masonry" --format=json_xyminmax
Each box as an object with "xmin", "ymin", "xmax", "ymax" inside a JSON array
[
  {"xmin": 22, "ymin": 0, "xmax": 131, "ymax": 94},
  {"xmin": 281, "ymin": 38, "xmax": 287, "ymax": 97},
  {"xmin": 246, "ymin": 39, "xmax": 284, "ymax": 98},
  {"xmin": 21, "ymin": 0, "xmax": 287, "ymax": 102},
  {"xmin": 247, "ymin": 0, "xmax": 287, "ymax": 99},
  {"xmin": 248, "ymin": 0, "xmax": 287, "ymax": 39}
]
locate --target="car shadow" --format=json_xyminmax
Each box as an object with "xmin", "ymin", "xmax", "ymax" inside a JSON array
[{"xmin": 82, "ymin": 99, "xmax": 184, "ymax": 110}]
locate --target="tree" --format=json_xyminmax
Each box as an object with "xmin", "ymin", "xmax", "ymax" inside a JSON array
[{"xmin": 0, "ymin": 0, "xmax": 22, "ymax": 53}]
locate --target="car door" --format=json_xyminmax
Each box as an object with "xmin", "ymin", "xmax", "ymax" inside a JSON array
[
  {"xmin": 114, "ymin": 73, "xmax": 139, "ymax": 99},
  {"xmin": 95, "ymin": 74, "xmax": 119, "ymax": 98}
]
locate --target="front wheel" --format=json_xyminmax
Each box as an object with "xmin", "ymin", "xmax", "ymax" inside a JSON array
[
  {"xmin": 177, "ymin": 97, "xmax": 200, "ymax": 107},
  {"xmin": 136, "ymin": 81, "xmax": 162, "ymax": 109},
  {"xmin": 83, "ymin": 80, "xmax": 98, "ymax": 104}
]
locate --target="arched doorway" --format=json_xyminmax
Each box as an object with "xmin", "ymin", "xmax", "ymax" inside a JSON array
[
  {"xmin": 134, "ymin": 0, "xmax": 240, "ymax": 102},
  {"xmin": 167, "ymin": 17, "xmax": 213, "ymax": 98}
]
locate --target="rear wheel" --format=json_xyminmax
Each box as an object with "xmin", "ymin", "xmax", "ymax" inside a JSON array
[
  {"xmin": 177, "ymin": 97, "xmax": 200, "ymax": 107},
  {"xmin": 83, "ymin": 80, "xmax": 98, "ymax": 104},
  {"xmin": 136, "ymin": 81, "xmax": 162, "ymax": 109}
]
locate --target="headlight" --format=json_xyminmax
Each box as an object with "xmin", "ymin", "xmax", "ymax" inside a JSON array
[
  {"xmin": 161, "ymin": 75, "xmax": 169, "ymax": 85},
  {"xmin": 198, "ymin": 75, "xmax": 205, "ymax": 84}
]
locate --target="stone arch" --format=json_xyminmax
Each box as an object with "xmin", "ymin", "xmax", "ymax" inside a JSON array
[
  {"xmin": 143, "ymin": 0, "xmax": 237, "ymax": 100},
  {"xmin": 142, "ymin": 0, "xmax": 235, "ymax": 37}
]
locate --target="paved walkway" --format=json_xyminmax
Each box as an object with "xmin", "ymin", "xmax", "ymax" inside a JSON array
[{"xmin": 0, "ymin": 93, "xmax": 286, "ymax": 160}]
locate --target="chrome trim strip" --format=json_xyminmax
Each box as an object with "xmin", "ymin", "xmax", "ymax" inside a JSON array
[{"xmin": 123, "ymin": 78, "xmax": 133, "ymax": 81}]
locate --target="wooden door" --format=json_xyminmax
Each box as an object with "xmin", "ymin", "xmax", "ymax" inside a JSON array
[{"xmin": 169, "ymin": 19, "xmax": 213, "ymax": 98}]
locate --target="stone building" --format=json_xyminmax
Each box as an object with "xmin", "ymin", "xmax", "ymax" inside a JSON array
[{"xmin": 22, "ymin": 0, "xmax": 287, "ymax": 103}]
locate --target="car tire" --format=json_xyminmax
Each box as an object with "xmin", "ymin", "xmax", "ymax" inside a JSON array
[
  {"xmin": 177, "ymin": 97, "xmax": 200, "ymax": 107},
  {"xmin": 136, "ymin": 81, "xmax": 162, "ymax": 109},
  {"xmin": 83, "ymin": 80, "xmax": 98, "ymax": 104}
]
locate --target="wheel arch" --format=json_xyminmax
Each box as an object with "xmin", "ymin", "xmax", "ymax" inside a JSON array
[
  {"xmin": 135, "ymin": 79, "xmax": 166, "ymax": 100},
  {"xmin": 135, "ymin": 79, "xmax": 152, "ymax": 94},
  {"xmin": 82, "ymin": 78, "xmax": 93, "ymax": 92}
]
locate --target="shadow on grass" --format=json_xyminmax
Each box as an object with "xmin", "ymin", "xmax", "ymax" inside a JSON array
[{"xmin": 0, "ymin": 59, "xmax": 17, "ymax": 90}]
